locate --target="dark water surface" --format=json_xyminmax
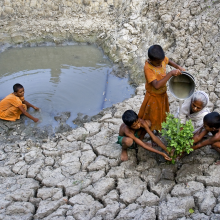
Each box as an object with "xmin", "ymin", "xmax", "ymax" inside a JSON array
[{"xmin": 0, "ymin": 45, "xmax": 135, "ymax": 128}]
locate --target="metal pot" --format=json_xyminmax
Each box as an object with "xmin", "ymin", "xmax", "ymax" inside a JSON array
[{"xmin": 168, "ymin": 71, "xmax": 196, "ymax": 100}]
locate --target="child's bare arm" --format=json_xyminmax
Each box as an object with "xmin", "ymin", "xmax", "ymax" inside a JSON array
[
  {"xmin": 193, "ymin": 134, "xmax": 220, "ymax": 150},
  {"xmin": 18, "ymin": 105, "xmax": 39, "ymax": 122},
  {"xmin": 193, "ymin": 129, "xmax": 208, "ymax": 144},
  {"xmin": 132, "ymin": 136, "xmax": 171, "ymax": 161},
  {"xmin": 125, "ymin": 129, "xmax": 171, "ymax": 160},
  {"xmin": 140, "ymin": 119, "xmax": 169, "ymax": 154},
  {"xmin": 168, "ymin": 60, "xmax": 185, "ymax": 71},
  {"xmin": 23, "ymin": 100, "xmax": 39, "ymax": 110},
  {"xmin": 151, "ymin": 69, "xmax": 181, "ymax": 89},
  {"xmin": 125, "ymin": 123, "xmax": 171, "ymax": 161}
]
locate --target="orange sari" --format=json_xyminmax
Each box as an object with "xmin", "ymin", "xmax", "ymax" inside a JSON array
[
  {"xmin": 138, "ymin": 57, "xmax": 169, "ymax": 131},
  {"xmin": 0, "ymin": 93, "xmax": 27, "ymax": 121}
]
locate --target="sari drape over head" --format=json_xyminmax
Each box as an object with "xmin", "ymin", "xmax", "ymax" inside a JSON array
[{"xmin": 176, "ymin": 91, "xmax": 210, "ymax": 133}]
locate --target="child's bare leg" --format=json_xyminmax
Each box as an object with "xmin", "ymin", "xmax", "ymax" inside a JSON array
[{"xmin": 121, "ymin": 137, "xmax": 133, "ymax": 161}]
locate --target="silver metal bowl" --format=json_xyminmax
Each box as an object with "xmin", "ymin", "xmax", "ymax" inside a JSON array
[{"xmin": 168, "ymin": 71, "xmax": 196, "ymax": 100}]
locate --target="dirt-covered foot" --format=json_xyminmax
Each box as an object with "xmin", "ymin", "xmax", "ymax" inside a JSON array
[{"xmin": 121, "ymin": 149, "xmax": 128, "ymax": 161}]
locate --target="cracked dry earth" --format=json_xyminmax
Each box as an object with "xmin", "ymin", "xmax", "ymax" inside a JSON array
[
  {"xmin": 0, "ymin": 0, "xmax": 220, "ymax": 219},
  {"xmin": 1, "ymin": 85, "xmax": 220, "ymax": 220}
]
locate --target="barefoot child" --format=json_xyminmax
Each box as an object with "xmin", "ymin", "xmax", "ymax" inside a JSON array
[
  {"xmin": 117, "ymin": 110, "xmax": 171, "ymax": 161},
  {"xmin": 0, "ymin": 83, "xmax": 39, "ymax": 122},
  {"xmin": 192, "ymin": 112, "xmax": 220, "ymax": 154},
  {"xmin": 138, "ymin": 45, "xmax": 185, "ymax": 132}
]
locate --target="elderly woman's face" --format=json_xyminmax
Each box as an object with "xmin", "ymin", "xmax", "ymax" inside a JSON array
[{"xmin": 191, "ymin": 100, "xmax": 203, "ymax": 113}]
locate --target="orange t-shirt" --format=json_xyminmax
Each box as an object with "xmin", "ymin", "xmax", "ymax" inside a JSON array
[
  {"xmin": 144, "ymin": 56, "xmax": 169, "ymax": 94},
  {"xmin": 0, "ymin": 93, "xmax": 24, "ymax": 121}
]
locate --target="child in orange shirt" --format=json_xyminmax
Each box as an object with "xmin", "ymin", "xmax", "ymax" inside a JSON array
[
  {"xmin": 0, "ymin": 83, "xmax": 39, "ymax": 122},
  {"xmin": 138, "ymin": 45, "xmax": 185, "ymax": 132}
]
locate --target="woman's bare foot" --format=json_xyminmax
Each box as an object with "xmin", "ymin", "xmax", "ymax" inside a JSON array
[{"xmin": 121, "ymin": 149, "xmax": 128, "ymax": 161}]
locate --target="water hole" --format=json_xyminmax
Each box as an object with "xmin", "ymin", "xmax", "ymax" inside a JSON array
[{"xmin": 0, "ymin": 44, "xmax": 135, "ymax": 129}]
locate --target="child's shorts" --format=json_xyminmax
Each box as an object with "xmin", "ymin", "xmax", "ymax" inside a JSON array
[{"xmin": 116, "ymin": 131, "xmax": 140, "ymax": 149}]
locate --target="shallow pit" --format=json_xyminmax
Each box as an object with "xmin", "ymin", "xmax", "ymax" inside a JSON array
[{"xmin": 0, "ymin": 43, "xmax": 135, "ymax": 129}]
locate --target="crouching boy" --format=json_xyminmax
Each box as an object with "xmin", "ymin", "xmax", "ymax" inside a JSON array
[{"xmin": 117, "ymin": 110, "xmax": 171, "ymax": 161}]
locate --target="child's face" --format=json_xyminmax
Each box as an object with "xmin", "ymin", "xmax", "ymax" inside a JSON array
[
  {"xmin": 149, "ymin": 58, "xmax": 164, "ymax": 67},
  {"xmin": 130, "ymin": 119, "xmax": 141, "ymax": 130},
  {"xmin": 191, "ymin": 100, "xmax": 203, "ymax": 113},
  {"xmin": 204, "ymin": 123, "xmax": 212, "ymax": 132},
  {"xmin": 204, "ymin": 122, "xmax": 217, "ymax": 132},
  {"xmin": 15, "ymin": 88, "xmax": 24, "ymax": 97}
]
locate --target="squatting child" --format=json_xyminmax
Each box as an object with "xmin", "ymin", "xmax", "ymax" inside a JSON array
[
  {"xmin": 117, "ymin": 110, "xmax": 171, "ymax": 161},
  {"xmin": 0, "ymin": 83, "xmax": 39, "ymax": 122},
  {"xmin": 138, "ymin": 45, "xmax": 185, "ymax": 133},
  {"xmin": 192, "ymin": 112, "xmax": 220, "ymax": 156}
]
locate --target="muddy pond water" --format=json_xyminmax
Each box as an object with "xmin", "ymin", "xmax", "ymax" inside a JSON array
[{"xmin": 0, "ymin": 44, "xmax": 135, "ymax": 129}]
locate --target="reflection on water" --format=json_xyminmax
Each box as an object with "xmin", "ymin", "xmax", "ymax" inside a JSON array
[{"xmin": 0, "ymin": 45, "xmax": 135, "ymax": 128}]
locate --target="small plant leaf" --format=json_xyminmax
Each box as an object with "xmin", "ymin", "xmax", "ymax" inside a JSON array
[
  {"xmin": 189, "ymin": 208, "xmax": 194, "ymax": 214},
  {"xmin": 161, "ymin": 113, "xmax": 194, "ymax": 163}
]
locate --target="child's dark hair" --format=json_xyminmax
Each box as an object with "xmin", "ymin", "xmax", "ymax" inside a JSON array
[
  {"xmin": 122, "ymin": 110, "xmax": 138, "ymax": 126},
  {"xmin": 204, "ymin": 112, "xmax": 220, "ymax": 129},
  {"xmin": 148, "ymin": 45, "xmax": 165, "ymax": 61},
  {"xmin": 13, "ymin": 83, "xmax": 23, "ymax": 92}
]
